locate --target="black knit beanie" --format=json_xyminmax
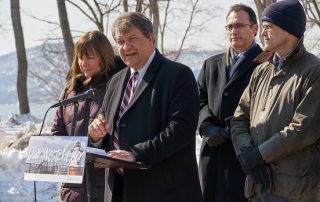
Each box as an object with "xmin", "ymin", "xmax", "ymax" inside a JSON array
[{"xmin": 262, "ymin": 0, "xmax": 306, "ymax": 39}]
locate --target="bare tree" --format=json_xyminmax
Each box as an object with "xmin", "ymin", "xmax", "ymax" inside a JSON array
[
  {"xmin": 301, "ymin": 0, "xmax": 320, "ymax": 28},
  {"xmin": 66, "ymin": 0, "xmax": 121, "ymax": 33},
  {"xmin": 29, "ymin": 41, "xmax": 69, "ymax": 101},
  {"xmin": 159, "ymin": 0, "xmax": 170, "ymax": 53},
  {"xmin": 173, "ymin": 0, "xmax": 200, "ymax": 61},
  {"xmin": 123, "ymin": 0, "xmax": 129, "ymax": 11},
  {"xmin": 10, "ymin": 0, "xmax": 30, "ymax": 114},
  {"xmin": 122, "ymin": 0, "xmax": 214, "ymax": 60},
  {"xmin": 149, "ymin": 0, "xmax": 159, "ymax": 46},
  {"xmin": 253, "ymin": 0, "xmax": 277, "ymax": 44},
  {"xmin": 136, "ymin": 0, "xmax": 143, "ymax": 12},
  {"xmin": 57, "ymin": 0, "xmax": 74, "ymax": 66}
]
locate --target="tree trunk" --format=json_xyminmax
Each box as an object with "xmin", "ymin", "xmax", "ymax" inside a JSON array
[
  {"xmin": 57, "ymin": 0, "xmax": 74, "ymax": 67},
  {"xmin": 11, "ymin": 0, "xmax": 30, "ymax": 114},
  {"xmin": 150, "ymin": 0, "xmax": 159, "ymax": 48},
  {"xmin": 136, "ymin": 0, "xmax": 143, "ymax": 12},
  {"xmin": 123, "ymin": 0, "xmax": 128, "ymax": 12}
]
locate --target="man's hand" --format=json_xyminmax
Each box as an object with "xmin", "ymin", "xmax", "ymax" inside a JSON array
[
  {"xmin": 107, "ymin": 150, "xmax": 136, "ymax": 162},
  {"xmin": 239, "ymin": 147, "xmax": 271, "ymax": 189},
  {"xmin": 88, "ymin": 114, "xmax": 109, "ymax": 143},
  {"xmin": 249, "ymin": 164, "xmax": 271, "ymax": 190},
  {"xmin": 201, "ymin": 122, "xmax": 230, "ymax": 148},
  {"xmin": 238, "ymin": 146, "xmax": 263, "ymax": 174}
]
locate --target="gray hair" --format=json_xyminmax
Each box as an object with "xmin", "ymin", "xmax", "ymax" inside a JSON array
[{"xmin": 112, "ymin": 12, "xmax": 154, "ymax": 40}]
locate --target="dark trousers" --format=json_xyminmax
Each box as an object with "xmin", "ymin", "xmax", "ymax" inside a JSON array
[{"xmin": 112, "ymin": 172, "xmax": 127, "ymax": 202}]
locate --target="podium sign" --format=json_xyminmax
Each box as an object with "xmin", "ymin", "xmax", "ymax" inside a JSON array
[{"xmin": 24, "ymin": 136, "xmax": 88, "ymax": 184}]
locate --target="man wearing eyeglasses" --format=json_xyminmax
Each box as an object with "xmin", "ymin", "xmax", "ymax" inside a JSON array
[
  {"xmin": 232, "ymin": 1, "xmax": 320, "ymax": 201},
  {"xmin": 197, "ymin": 4, "xmax": 262, "ymax": 202}
]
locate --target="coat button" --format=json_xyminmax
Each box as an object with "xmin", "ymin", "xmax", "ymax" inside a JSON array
[{"xmin": 223, "ymin": 92, "xmax": 229, "ymax": 96}]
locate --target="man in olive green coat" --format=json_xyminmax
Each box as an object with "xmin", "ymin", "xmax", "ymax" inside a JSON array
[{"xmin": 231, "ymin": 1, "xmax": 320, "ymax": 201}]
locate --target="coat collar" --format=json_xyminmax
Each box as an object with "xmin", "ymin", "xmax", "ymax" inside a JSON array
[
  {"xmin": 253, "ymin": 37, "xmax": 305, "ymax": 66},
  {"xmin": 126, "ymin": 49, "xmax": 163, "ymax": 110},
  {"xmin": 223, "ymin": 43, "xmax": 262, "ymax": 87}
]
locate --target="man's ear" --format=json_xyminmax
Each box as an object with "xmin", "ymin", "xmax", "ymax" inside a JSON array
[
  {"xmin": 148, "ymin": 33, "xmax": 156, "ymax": 44},
  {"xmin": 252, "ymin": 23, "xmax": 259, "ymax": 37}
]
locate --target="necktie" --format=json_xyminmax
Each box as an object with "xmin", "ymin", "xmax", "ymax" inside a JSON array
[{"xmin": 114, "ymin": 71, "xmax": 139, "ymax": 149}]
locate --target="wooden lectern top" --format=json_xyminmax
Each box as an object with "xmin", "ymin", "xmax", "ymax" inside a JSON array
[{"xmin": 86, "ymin": 147, "xmax": 149, "ymax": 169}]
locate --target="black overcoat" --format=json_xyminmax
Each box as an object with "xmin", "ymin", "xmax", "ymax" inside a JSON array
[
  {"xmin": 100, "ymin": 50, "xmax": 203, "ymax": 202},
  {"xmin": 197, "ymin": 44, "xmax": 262, "ymax": 202}
]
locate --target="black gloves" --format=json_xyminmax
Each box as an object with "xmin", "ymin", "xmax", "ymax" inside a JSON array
[
  {"xmin": 250, "ymin": 164, "xmax": 271, "ymax": 190},
  {"xmin": 201, "ymin": 122, "xmax": 230, "ymax": 148},
  {"xmin": 239, "ymin": 147, "xmax": 263, "ymax": 174},
  {"xmin": 239, "ymin": 147, "xmax": 271, "ymax": 190}
]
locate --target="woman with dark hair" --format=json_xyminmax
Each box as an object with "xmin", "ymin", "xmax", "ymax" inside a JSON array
[{"xmin": 51, "ymin": 30, "xmax": 125, "ymax": 202}]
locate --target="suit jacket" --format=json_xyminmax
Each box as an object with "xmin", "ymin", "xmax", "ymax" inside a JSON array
[
  {"xmin": 197, "ymin": 43, "xmax": 262, "ymax": 202},
  {"xmin": 100, "ymin": 50, "xmax": 202, "ymax": 202}
]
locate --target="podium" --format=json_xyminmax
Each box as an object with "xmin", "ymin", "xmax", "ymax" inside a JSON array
[
  {"xmin": 84, "ymin": 147, "xmax": 149, "ymax": 202},
  {"xmin": 86, "ymin": 147, "xmax": 149, "ymax": 169}
]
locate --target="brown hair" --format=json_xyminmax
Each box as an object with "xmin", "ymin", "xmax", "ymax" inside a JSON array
[
  {"xmin": 66, "ymin": 30, "xmax": 115, "ymax": 92},
  {"xmin": 226, "ymin": 4, "xmax": 258, "ymax": 25}
]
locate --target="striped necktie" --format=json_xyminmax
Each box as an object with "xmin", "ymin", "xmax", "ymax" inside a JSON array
[{"xmin": 114, "ymin": 71, "xmax": 139, "ymax": 149}]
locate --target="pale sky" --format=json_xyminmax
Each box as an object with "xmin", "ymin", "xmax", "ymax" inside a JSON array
[{"xmin": 0, "ymin": 0, "xmax": 254, "ymax": 56}]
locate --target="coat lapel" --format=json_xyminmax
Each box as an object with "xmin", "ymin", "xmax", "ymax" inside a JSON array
[
  {"xmin": 109, "ymin": 68, "xmax": 131, "ymax": 126},
  {"xmin": 217, "ymin": 53, "xmax": 228, "ymax": 88},
  {"xmin": 226, "ymin": 44, "xmax": 262, "ymax": 87}
]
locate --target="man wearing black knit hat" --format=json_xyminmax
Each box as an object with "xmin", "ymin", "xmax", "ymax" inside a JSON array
[{"xmin": 231, "ymin": 0, "xmax": 320, "ymax": 201}]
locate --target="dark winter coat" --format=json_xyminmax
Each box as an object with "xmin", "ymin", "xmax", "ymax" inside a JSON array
[
  {"xmin": 51, "ymin": 57, "xmax": 125, "ymax": 202},
  {"xmin": 99, "ymin": 50, "xmax": 202, "ymax": 202},
  {"xmin": 232, "ymin": 39, "xmax": 320, "ymax": 201},
  {"xmin": 197, "ymin": 43, "xmax": 262, "ymax": 202}
]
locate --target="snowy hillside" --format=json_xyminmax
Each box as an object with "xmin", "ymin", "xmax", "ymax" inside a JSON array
[{"xmin": 0, "ymin": 43, "xmax": 69, "ymax": 105}]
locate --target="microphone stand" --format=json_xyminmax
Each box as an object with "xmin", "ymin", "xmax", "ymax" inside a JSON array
[
  {"xmin": 34, "ymin": 87, "xmax": 97, "ymax": 202},
  {"xmin": 82, "ymin": 99, "xmax": 97, "ymax": 202},
  {"xmin": 70, "ymin": 102, "xmax": 79, "ymax": 136},
  {"xmin": 34, "ymin": 104, "xmax": 54, "ymax": 202}
]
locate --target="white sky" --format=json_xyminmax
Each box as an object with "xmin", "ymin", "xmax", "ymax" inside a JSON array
[{"xmin": 0, "ymin": 0, "xmax": 254, "ymax": 56}]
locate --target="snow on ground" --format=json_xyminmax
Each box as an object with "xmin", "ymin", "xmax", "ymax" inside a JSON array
[
  {"xmin": 0, "ymin": 113, "xmax": 202, "ymax": 201},
  {"xmin": 0, "ymin": 114, "xmax": 60, "ymax": 201}
]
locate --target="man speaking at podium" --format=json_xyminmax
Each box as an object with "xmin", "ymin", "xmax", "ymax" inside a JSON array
[{"xmin": 88, "ymin": 12, "xmax": 202, "ymax": 202}]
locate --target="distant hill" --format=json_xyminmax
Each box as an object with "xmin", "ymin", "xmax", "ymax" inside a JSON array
[
  {"xmin": 0, "ymin": 44, "xmax": 222, "ymax": 105},
  {"xmin": 0, "ymin": 43, "xmax": 69, "ymax": 105}
]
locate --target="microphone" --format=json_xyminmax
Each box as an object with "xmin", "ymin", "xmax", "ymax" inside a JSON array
[{"xmin": 50, "ymin": 88, "xmax": 97, "ymax": 108}]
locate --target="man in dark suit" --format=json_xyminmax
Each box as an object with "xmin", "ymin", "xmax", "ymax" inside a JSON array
[
  {"xmin": 197, "ymin": 4, "xmax": 262, "ymax": 202},
  {"xmin": 88, "ymin": 12, "xmax": 202, "ymax": 202}
]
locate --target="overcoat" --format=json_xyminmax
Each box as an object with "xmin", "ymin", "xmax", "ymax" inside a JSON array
[
  {"xmin": 99, "ymin": 50, "xmax": 202, "ymax": 202},
  {"xmin": 197, "ymin": 44, "xmax": 262, "ymax": 202}
]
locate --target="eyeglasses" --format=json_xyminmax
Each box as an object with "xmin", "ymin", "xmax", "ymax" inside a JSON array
[{"xmin": 225, "ymin": 23, "xmax": 253, "ymax": 31}]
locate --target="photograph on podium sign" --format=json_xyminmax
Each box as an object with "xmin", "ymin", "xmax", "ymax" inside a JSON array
[{"xmin": 24, "ymin": 136, "xmax": 88, "ymax": 184}]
